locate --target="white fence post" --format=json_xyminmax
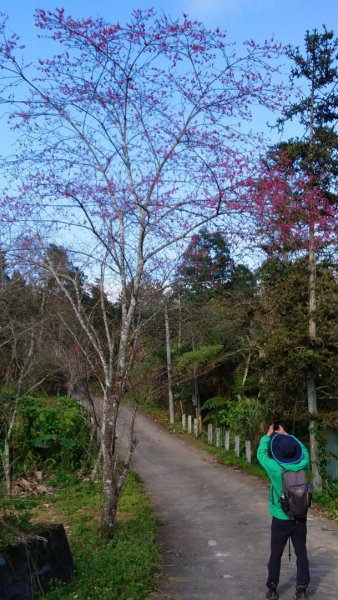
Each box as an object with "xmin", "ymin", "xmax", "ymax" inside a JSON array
[
  {"xmin": 216, "ymin": 428, "xmax": 221, "ymax": 448},
  {"xmin": 207, "ymin": 424, "xmax": 213, "ymax": 444},
  {"xmin": 245, "ymin": 440, "xmax": 252, "ymax": 463},
  {"xmin": 224, "ymin": 430, "xmax": 230, "ymax": 451},
  {"xmin": 194, "ymin": 418, "xmax": 198, "ymax": 437},
  {"xmin": 188, "ymin": 415, "xmax": 192, "ymax": 434},
  {"xmin": 235, "ymin": 435, "xmax": 240, "ymax": 458},
  {"xmin": 182, "ymin": 414, "xmax": 187, "ymax": 430}
]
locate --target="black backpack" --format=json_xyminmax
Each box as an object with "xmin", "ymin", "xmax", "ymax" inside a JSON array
[{"xmin": 279, "ymin": 468, "xmax": 312, "ymax": 519}]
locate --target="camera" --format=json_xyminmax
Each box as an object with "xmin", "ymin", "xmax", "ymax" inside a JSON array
[{"xmin": 273, "ymin": 419, "xmax": 280, "ymax": 431}]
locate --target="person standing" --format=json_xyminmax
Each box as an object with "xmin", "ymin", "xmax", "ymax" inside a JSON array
[{"xmin": 257, "ymin": 424, "xmax": 310, "ymax": 599}]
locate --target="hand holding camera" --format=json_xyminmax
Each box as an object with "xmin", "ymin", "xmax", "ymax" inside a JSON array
[{"xmin": 267, "ymin": 420, "xmax": 287, "ymax": 436}]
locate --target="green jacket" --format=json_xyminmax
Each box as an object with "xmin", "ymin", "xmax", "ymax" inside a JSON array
[{"xmin": 257, "ymin": 434, "xmax": 310, "ymax": 520}]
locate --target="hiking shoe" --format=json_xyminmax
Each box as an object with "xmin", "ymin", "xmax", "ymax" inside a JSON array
[
  {"xmin": 293, "ymin": 586, "xmax": 308, "ymax": 599},
  {"xmin": 266, "ymin": 584, "xmax": 279, "ymax": 599}
]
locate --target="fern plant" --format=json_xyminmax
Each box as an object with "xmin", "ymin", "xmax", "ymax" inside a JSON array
[
  {"xmin": 175, "ymin": 344, "xmax": 224, "ymax": 373},
  {"xmin": 201, "ymin": 396, "xmax": 229, "ymax": 425}
]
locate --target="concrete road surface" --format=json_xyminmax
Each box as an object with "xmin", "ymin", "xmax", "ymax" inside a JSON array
[{"xmin": 117, "ymin": 409, "xmax": 338, "ymax": 600}]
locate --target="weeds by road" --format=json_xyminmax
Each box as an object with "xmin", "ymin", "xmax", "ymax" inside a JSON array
[{"xmin": 32, "ymin": 472, "xmax": 159, "ymax": 600}]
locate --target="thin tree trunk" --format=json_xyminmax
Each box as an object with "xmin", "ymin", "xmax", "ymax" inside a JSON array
[
  {"xmin": 101, "ymin": 400, "xmax": 138, "ymax": 538},
  {"xmin": 306, "ymin": 82, "xmax": 322, "ymax": 492},
  {"xmin": 100, "ymin": 388, "xmax": 118, "ymax": 538},
  {"xmin": 3, "ymin": 398, "xmax": 20, "ymax": 495},
  {"xmin": 3, "ymin": 438, "xmax": 12, "ymax": 496},
  {"xmin": 101, "ymin": 459, "xmax": 118, "ymax": 538},
  {"xmin": 164, "ymin": 304, "xmax": 175, "ymax": 424},
  {"xmin": 242, "ymin": 350, "xmax": 251, "ymax": 388},
  {"xmin": 177, "ymin": 293, "xmax": 182, "ymax": 349},
  {"xmin": 191, "ymin": 334, "xmax": 201, "ymax": 433},
  {"xmin": 308, "ymin": 233, "xmax": 317, "ymax": 342},
  {"xmin": 308, "ymin": 372, "xmax": 322, "ymax": 491},
  {"xmin": 90, "ymin": 443, "xmax": 102, "ymax": 481},
  {"xmin": 307, "ymin": 231, "xmax": 322, "ymax": 491},
  {"xmin": 194, "ymin": 371, "xmax": 202, "ymax": 433}
]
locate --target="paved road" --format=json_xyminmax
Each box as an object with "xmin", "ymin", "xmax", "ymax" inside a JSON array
[{"xmin": 118, "ymin": 409, "xmax": 338, "ymax": 600}]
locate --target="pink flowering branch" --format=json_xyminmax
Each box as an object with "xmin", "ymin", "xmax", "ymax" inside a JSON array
[{"xmin": 244, "ymin": 154, "xmax": 337, "ymax": 252}]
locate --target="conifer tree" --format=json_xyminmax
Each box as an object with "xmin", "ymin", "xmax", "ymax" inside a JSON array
[{"xmin": 270, "ymin": 27, "xmax": 338, "ymax": 490}]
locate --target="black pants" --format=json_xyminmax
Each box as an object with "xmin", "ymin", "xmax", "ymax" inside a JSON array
[{"xmin": 267, "ymin": 517, "xmax": 310, "ymax": 588}]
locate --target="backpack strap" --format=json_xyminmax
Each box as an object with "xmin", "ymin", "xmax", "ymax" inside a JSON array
[{"xmin": 270, "ymin": 463, "xmax": 284, "ymax": 507}]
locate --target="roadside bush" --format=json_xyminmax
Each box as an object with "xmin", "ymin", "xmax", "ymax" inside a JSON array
[
  {"xmin": 12, "ymin": 396, "xmax": 90, "ymax": 476},
  {"xmin": 225, "ymin": 397, "xmax": 270, "ymax": 442},
  {"xmin": 201, "ymin": 396, "xmax": 228, "ymax": 426},
  {"xmin": 201, "ymin": 396, "xmax": 272, "ymax": 454}
]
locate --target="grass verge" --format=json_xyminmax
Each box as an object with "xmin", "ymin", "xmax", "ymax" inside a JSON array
[
  {"xmin": 138, "ymin": 403, "xmax": 338, "ymax": 523},
  {"xmin": 32, "ymin": 472, "xmax": 159, "ymax": 599}
]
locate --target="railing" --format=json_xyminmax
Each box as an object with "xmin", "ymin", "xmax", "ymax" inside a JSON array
[
  {"xmin": 182, "ymin": 414, "xmax": 252, "ymax": 463},
  {"xmin": 182, "ymin": 416, "xmax": 338, "ymax": 480}
]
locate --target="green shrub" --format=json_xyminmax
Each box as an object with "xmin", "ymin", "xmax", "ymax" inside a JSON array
[
  {"xmin": 225, "ymin": 397, "xmax": 270, "ymax": 441},
  {"xmin": 12, "ymin": 396, "xmax": 90, "ymax": 475},
  {"xmin": 201, "ymin": 396, "xmax": 228, "ymax": 425},
  {"xmin": 0, "ymin": 493, "xmax": 38, "ymax": 550},
  {"xmin": 201, "ymin": 396, "xmax": 270, "ymax": 443}
]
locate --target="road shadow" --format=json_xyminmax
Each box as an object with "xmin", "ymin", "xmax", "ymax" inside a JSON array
[{"xmin": 277, "ymin": 544, "xmax": 338, "ymax": 597}]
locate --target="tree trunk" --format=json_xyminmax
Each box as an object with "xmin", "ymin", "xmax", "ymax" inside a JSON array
[
  {"xmin": 306, "ymin": 76, "xmax": 322, "ymax": 491},
  {"xmin": 307, "ymin": 233, "xmax": 322, "ymax": 491},
  {"xmin": 191, "ymin": 334, "xmax": 201, "ymax": 433},
  {"xmin": 100, "ymin": 398, "xmax": 138, "ymax": 538},
  {"xmin": 177, "ymin": 293, "xmax": 182, "ymax": 349},
  {"xmin": 194, "ymin": 372, "xmax": 202, "ymax": 434},
  {"xmin": 66, "ymin": 380, "xmax": 74, "ymax": 398},
  {"xmin": 164, "ymin": 304, "xmax": 175, "ymax": 424},
  {"xmin": 3, "ymin": 397, "xmax": 20, "ymax": 496},
  {"xmin": 90, "ymin": 443, "xmax": 102, "ymax": 481},
  {"xmin": 242, "ymin": 350, "xmax": 251, "ymax": 388},
  {"xmin": 3, "ymin": 437, "xmax": 12, "ymax": 496},
  {"xmin": 100, "ymin": 387, "xmax": 118, "ymax": 538},
  {"xmin": 101, "ymin": 451, "xmax": 118, "ymax": 538},
  {"xmin": 308, "ymin": 372, "xmax": 322, "ymax": 491}
]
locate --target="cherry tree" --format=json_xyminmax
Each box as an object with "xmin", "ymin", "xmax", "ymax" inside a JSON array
[{"xmin": 0, "ymin": 8, "xmax": 285, "ymax": 536}]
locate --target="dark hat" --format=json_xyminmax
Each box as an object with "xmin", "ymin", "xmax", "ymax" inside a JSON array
[{"xmin": 270, "ymin": 434, "xmax": 303, "ymax": 464}]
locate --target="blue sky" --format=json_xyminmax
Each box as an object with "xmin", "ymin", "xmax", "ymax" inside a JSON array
[
  {"xmin": 1, "ymin": 1, "xmax": 337, "ymax": 168},
  {"xmin": 1, "ymin": 0, "xmax": 337, "ymax": 145},
  {"xmin": 2, "ymin": 1, "xmax": 337, "ymax": 132},
  {"xmin": 1, "ymin": 0, "xmax": 337, "ymax": 50}
]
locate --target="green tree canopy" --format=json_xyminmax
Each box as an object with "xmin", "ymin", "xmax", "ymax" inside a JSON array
[{"xmin": 176, "ymin": 228, "xmax": 235, "ymax": 299}]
